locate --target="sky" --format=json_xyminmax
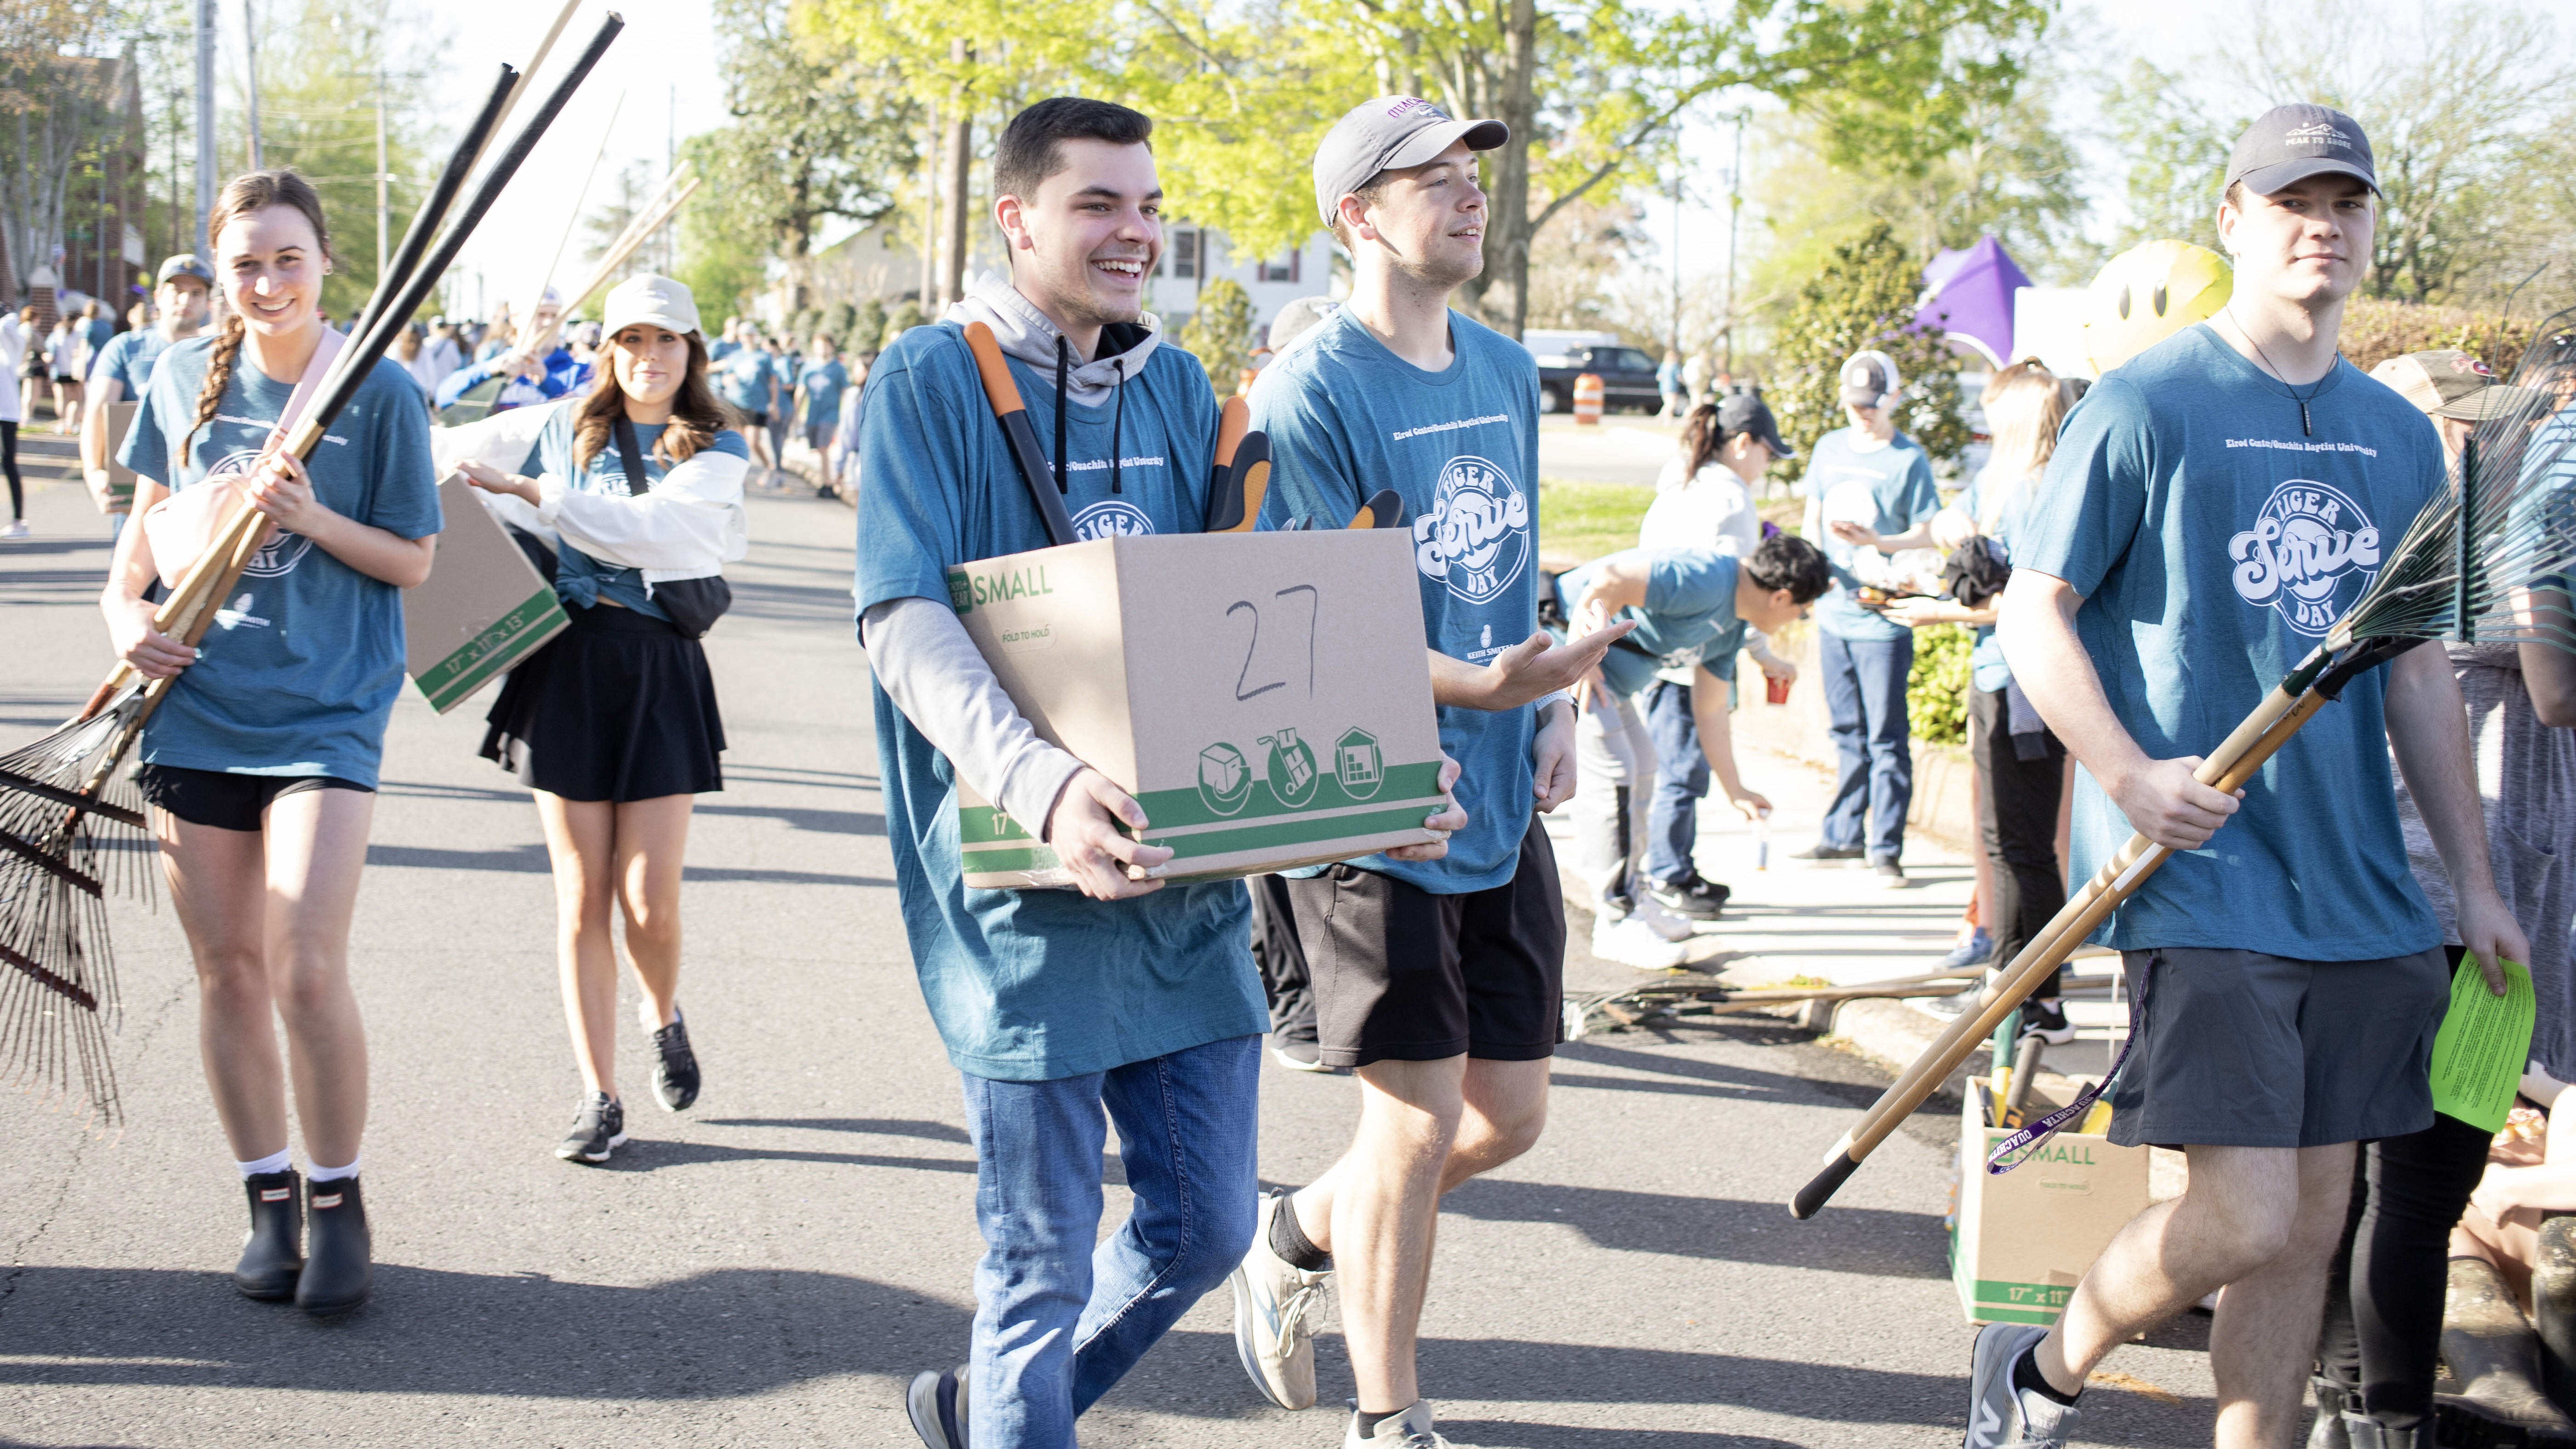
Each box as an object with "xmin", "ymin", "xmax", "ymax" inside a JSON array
[{"xmin": 422, "ymin": 0, "xmax": 728, "ymax": 318}]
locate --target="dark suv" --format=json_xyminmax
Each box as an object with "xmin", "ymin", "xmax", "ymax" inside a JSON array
[{"xmin": 1532, "ymin": 344, "xmax": 1664, "ymax": 415}]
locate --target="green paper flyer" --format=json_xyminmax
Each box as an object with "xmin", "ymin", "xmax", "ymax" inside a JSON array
[{"xmin": 2431, "ymin": 958, "xmax": 2537, "ymax": 1133}]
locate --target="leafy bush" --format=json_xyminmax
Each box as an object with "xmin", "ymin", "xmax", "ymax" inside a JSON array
[
  {"xmin": 880, "ymin": 299, "xmax": 925, "ymax": 352},
  {"xmin": 2340, "ymin": 297, "xmax": 2546, "ymax": 377},
  {"xmin": 1176, "ymin": 278, "xmax": 1257, "ymax": 397},
  {"xmin": 1769, "ymin": 222, "xmax": 1969, "ymax": 485},
  {"xmin": 1907, "ymin": 623, "xmax": 1974, "ymax": 746}
]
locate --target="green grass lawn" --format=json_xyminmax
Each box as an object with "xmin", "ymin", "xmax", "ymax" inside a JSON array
[{"xmin": 1538, "ymin": 478, "xmax": 1655, "ymax": 569}]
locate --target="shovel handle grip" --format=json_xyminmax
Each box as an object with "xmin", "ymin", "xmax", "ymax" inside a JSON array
[
  {"xmin": 1792, "ymin": 1152, "xmax": 1861, "ymax": 1220},
  {"xmin": 963, "ymin": 322, "xmax": 1028, "ymax": 416}
]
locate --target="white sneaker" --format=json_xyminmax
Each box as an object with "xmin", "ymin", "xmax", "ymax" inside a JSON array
[
  {"xmin": 1229, "ymin": 1190, "xmax": 1331, "ymax": 1409},
  {"xmin": 1592, "ymin": 913, "xmax": 1687, "ymax": 970},
  {"xmin": 1348, "ymin": 1400, "xmax": 1453, "ymax": 1448},
  {"xmin": 0, "ymin": 519, "xmax": 28, "ymax": 540}
]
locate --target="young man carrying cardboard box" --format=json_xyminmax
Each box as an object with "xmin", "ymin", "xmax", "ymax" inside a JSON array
[
  {"xmin": 853, "ymin": 97, "xmax": 1468, "ymax": 1449},
  {"xmin": 1228, "ymin": 96, "xmax": 1629, "ymax": 1449}
]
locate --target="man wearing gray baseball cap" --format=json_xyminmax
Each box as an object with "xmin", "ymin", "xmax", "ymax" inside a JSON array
[
  {"xmin": 1966, "ymin": 100, "xmax": 2523, "ymax": 1449},
  {"xmin": 77, "ymin": 254, "xmax": 215, "ymax": 538},
  {"xmin": 1224, "ymin": 94, "xmax": 1629, "ymax": 1449}
]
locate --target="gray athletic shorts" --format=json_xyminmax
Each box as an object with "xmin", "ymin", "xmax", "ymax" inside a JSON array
[{"xmin": 2105, "ymin": 945, "xmax": 2451, "ymax": 1151}]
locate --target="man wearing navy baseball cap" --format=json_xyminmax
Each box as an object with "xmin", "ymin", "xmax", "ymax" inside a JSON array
[{"xmin": 1967, "ymin": 102, "xmax": 2523, "ymax": 1449}]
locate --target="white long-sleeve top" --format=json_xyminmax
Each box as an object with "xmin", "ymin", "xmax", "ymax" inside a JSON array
[
  {"xmin": 861, "ymin": 595, "xmax": 1083, "ymax": 839},
  {"xmin": 536, "ymin": 445, "xmax": 749, "ymax": 583}
]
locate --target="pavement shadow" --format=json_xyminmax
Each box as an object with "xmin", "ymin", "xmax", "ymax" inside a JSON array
[
  {"xmin": 1551, "ymin": 1040, "xmax": 1839, "ymax": 1102},
  {"xmin": 1439, "ymin": 1178, "xmax": 1947, "ymax": 1279},
  {"xmin": 693, "ymin": 801, "xmax": 885, "ymax": 837},
  {"xmin": 702, "ymin": 1116, "xmax": 970, "ymax": 1144},
  {"xmin": 678, "ymin": 865, "xmax": 894, "ymax": 888},
  {"xmin": 0, "ymin": 1264, "xmax": 970, "ymax": 1399},
  {"xmin": 1435, "ymin": 1423, "xmax": 1800, "ymax": 1448},
  {"xmin": 365, "ymin": 842, "xmax": 550, "ymax": 873},
  {"xmin": 590, "ymin": 1138, "xmax": 974, "ymax": 1175}
]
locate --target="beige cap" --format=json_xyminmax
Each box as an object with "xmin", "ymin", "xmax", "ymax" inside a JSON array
[
  {"xmin": 2370, "ymin": 349, "xmax": 2550, "ymax": 422},
  {"xmin": 601, "ymin": 274, "xmax": 701, "ymax": 338}
]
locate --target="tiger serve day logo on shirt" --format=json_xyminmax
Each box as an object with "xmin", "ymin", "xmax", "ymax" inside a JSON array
[
  {"xmin": 1414, "ymin": 453, "xmax": 1530, "ymax": 605},
  {"xmin": 2228, "ymin": 477, "xmax": 2383, "ymax": 635}
]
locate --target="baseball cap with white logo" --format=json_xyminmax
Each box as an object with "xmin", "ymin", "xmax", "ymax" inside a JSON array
[
  {"xmin": 601, "ymin": 274, "xmax": 703, "ymax": 338},
  {"xmin": 2226, "ymin": 103, "xmax": 2379, "ymax": 197},
  {"xmin": 1312, "ymin": 95, "xmax": 1509, "ymax": 227},
  {"xmin": 1839, "ymin": 350, "xmax": 1903, "ymax": 410}
]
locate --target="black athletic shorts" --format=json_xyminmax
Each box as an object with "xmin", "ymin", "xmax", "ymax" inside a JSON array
[
  {"xmin": 745, "ymin": 410, "xmax": 769, "ymax": 428},
  {"xmin": 135, "ymin": 764, "xmax": 372, "ymax": 833},
  {"xmin": 1281, "ymin": 816, "xmax": 1567, "ymax": 1069}
]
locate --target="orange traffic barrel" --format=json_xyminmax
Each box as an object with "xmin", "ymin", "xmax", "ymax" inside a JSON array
[{"xmin": 1574, "ymin": 372, "xmax": 1604, "ymax": 425}]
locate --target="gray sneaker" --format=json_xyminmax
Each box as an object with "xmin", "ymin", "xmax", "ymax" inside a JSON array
[
  {"xmin": 906, "ymin": 1363, "xmax": 969, "ymax": 1449},
  {"xmin": 1346, "ymin": 1400, "xmax": 1452, "ymax": 1448},
  {"xmin": 1230, "ymin": 1190, "xmax": 1331, "ymax": 1409},
  {"xmin": 1964, "ymin": 1323, "xmax": 2079, "ymax": 1448}
]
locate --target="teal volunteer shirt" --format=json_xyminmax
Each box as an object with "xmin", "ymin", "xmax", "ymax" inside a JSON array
[
  {"xmin": 118, "ymin": 336, "xmax": 441, "ymax": 788},
  {"xmin": 853, "ymin": 320, "xmax": 1263, "ymax": 1083},
  {"xmin": 1252, "ymin": 308, "xmax": 1543, "ymax": 895},
  {"xmin": 2010, "ymin": 323, "xmax": 2444, "ymax": 960},
  {"xmin": 1802, "ymin": 428, "xmax": 1939, "ymax": 642},
  {"xmin": 1555, "ymin": 547, "xmax": 1745, "ymax": 699}
]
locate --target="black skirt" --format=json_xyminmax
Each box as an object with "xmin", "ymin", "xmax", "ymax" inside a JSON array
[{"xmin": 480, "ymin": 602, "xmax": 725, "ymax": 803}]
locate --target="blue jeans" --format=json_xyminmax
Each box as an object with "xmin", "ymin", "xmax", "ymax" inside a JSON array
[
  {"xmin": 1819, "ymin": 629, "xmax": 1914, "ymax": 862},
  {"xmin": 961, "ymin": 1033, "xmax": 1261, "ymax": 1449},
  {"xmin": 1641, "ymin": 679, "xmax": 1709, "ymax": 886}
]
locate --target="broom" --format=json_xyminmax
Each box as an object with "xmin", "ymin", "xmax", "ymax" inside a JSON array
[
  {"xmin": 1791, "ymin": 319, "xmax": 2576, "ymax": 1220},
  {"xmin": 0, "ymin": 13, "xmax": 627, "ymax": 1126}
]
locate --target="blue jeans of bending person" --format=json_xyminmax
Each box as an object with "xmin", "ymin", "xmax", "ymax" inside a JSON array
[
  {"xmin": 1819, "ymin": 628, "xmax": 1914, "ymax": 863},
  {"xmin": 961, "ymin": 1033, "xmax": 1261, "ymax": 1449},
  {"xmin": 1641, "ymin": 679, "xmax": 1710, "ymax": 887}
]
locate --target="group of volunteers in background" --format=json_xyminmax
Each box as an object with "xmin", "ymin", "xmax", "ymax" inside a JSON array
[{"xmin": 12, "ymin": 30, "xmax": 2576, "ymax": 1449}]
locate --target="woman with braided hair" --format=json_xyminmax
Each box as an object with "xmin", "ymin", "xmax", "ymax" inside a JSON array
[
  {"xmin": 459, "ymin": 273, "xmax": 746, "ymax": 1164},
  {"xmin": 100, "ymin": 169, "xmax": 441, "ymax": 1317}
]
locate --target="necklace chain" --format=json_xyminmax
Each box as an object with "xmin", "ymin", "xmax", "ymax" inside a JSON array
[{"xmin": 2226, "ymin": 307, "xmax": 2324, "ymax": 438}]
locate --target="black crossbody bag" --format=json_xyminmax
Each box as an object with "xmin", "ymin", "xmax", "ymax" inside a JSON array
[{"xmin": 610, "ymin": 412, "xmax": 732, "ymax": 639}]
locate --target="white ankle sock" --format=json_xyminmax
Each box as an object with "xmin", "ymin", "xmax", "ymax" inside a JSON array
[
  {"xmin": 306, "ymin": 1154, "xmax": 361, "ymax": 1183},
  {"xmin": 235, "ymin": 1149, "xmax": 293, "ymax": 1179}
]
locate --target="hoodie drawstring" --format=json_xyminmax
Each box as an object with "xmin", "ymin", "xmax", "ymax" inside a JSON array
[
  {"xmin": 1052, "ymin": 334, "xmax": 1070, "ymax": 495},
  {"xmin": 1109, "ymin": 359, "xmax": 1128, "ymax": 493}
]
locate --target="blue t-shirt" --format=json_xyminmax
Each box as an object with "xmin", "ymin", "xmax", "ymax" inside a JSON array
[
  {"xmin": 1557, "ymin": 548, "xmax": 1744, "ymax": 698},
  {"xmin": 118, "ymin": 337, "xmax": 442, "ymax": 788},
  {"xmin": 525, "ymin": 409, "xmax": 751, "ymax": 620},
  {"xmin": 853, "ymin": 320, "xmax": 1263, "ymax": 1083},
  {"xmin": 799, "ymin": 359, "xmax": 849, "ymax": 427},
  {"xmin": 717, "ymin": 347, "xmax": 776, "ymax": 416},
  {"xmin": 2012, "ymin": 323, "xmax": 2445, "ymax": 960},
  {"xmin": 89, "ymin": 328, "xmax": 174, "ymax": 394},
  {"xmin": 708, "ymin": 338, "xmax": 739, "ymax": 362},
  {"xmin": 1802, "ymin": 428, "xmax": 1940, "ymax": 641},
  {"xmin": 1253, "ymin": 308, "xmax": 1544, "ymax": 895},
  {"xmin": 1958, "ymin": 468, "xmax": 2037, "ymax": 694}
]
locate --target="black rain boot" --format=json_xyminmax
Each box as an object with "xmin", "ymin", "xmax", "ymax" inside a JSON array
[
  {"xmin": 234, "ymin": 1170, "xmax": 302, "ymax": 1300},
  {"xmin": 2337, "ymin": 1414, "xmax": 2416, "ymax": 1449},
  {"xmin": 2533, "ymin": 1215, "xmax": 2576, "ymax": 1415},
  {"xmin": 2435, "ymin": 1256, "xmax": 2576, "ymax": 1446},
  {"xmin": 295, "ymin": 1175, "xmax": 373, "ymax": 1316}
]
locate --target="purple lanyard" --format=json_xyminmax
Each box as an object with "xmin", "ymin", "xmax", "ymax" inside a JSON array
[{"xmin": 1985, "ymin": 956, "xmax": 2152, "ymax": 1175}]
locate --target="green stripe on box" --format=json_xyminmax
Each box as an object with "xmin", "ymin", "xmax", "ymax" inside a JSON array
[
  {"xmin": 415, "ymin": 588, "xmax": 568, "ymax": 713},
  {"xmin": 961, "ymin": 844, "xmax": 1060, "ymax": 875},
  {"xmin": 1148, "ymin": 804, "xmax": 1437, "ymax": 859},
  {"xmin": 1970, "ymin": 1279, "xmax": 2073, "ymax": 1312},
  {"xmin": 956, "ymin": 761, "xmax": 1445, "ymax": 846}
]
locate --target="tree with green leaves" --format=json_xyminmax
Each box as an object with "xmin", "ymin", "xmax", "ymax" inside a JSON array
[
  {"xmin": 1768, "ymin": 222, "xmax": 1965, "ymax": 483},
  {"xmin": 879, "ymin": 297, "xmax": 925, "ymax": 350},
  {"xmin": 1175, "ymin": 276, "xmax": 1254, "ymax": 396}
]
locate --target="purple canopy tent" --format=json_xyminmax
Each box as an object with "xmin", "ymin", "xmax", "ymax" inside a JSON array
[{"xmin": 1918, "ymin": 234, "xmax": 2032, "ymax": 369}]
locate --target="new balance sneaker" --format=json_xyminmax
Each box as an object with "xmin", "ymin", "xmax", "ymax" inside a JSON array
[
  {"xmin": 2023, "ymin": 998, "xmax": 2078, "ymax": 1047},
  {"xmin": 1231, "ymin": 1190, "xmax": 1332, "ymax": 1409},
  {"xmin": 1789, "ymin": 842, "xmax": 1865, "ymax": 862},
  {"xmin": 1347, "ymin": 1400, "xmax": 1453, "ymax": 1448},
  {"xmin": 1271, "ymin": 1037, "xmax": 1331, "ymax": 1073},
  {"xmin": 1963, "ymin": 1323, "xmax": 2080, "ymax": 1448},
  {"xmin": 906, "ymin": 1363, "xmax": 969, "ymax": 1449},
  {"xmin": 1591, "ymin": 913, "xmax": 1688, "ymax": 970},
  {"xmin": 1939, "ymin": 926, "xmax": 1994, "ymax": 972},
  {"xmin": 1647, "ymin": 873, "xmax": 1730, "ymax": 920},
  {"xmin": 650, "ymin": 1009, "xmax": 701, "ymax": 1111},
  {"xmin": 556, "ymin": 1091, "xmax": 627, "ymax": 1164}
]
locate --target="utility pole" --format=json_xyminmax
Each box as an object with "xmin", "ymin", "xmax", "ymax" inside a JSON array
[
  {"xmin": 243, "ymin": 0, "xmax": 262, "ymax": 170},
  {"xmin": 194, "ymin": 0, "xmax": 217, "ymax": 255},
  {"xmin": 1725, "ymin": 114, "xmax": 1743, "ymax": 379},
  {"xmin": 918, "ymin": 99, "xmax": 938, "ymax": 306},
  {"xmin": 941, "ymin": 41, "xmax": 973, "ymax": 307},
  {"xmin": 1670, "ymin": 157, "xmax": 1682, "ymax": 363}
]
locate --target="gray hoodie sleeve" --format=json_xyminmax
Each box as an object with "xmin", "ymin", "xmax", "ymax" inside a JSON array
[{"xmin": 862, "ymin": 595, "xmax": 1085, "ymax": 840}]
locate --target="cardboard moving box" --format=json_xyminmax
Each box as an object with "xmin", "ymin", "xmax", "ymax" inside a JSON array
[
  {"xmin": 1952, "ymin": 1075, "xmax": 2151, "ymax": 1325},
  {"xmin": 948, "ymin": 529, "xmax": 1445, "ymax": 889},
  {"xmin": 403, "ymin": 473, "xmax": 570, "ymax": 713},
  {"xmin": 93, "ymin": 402, "xmax": 140, "ymax": 514}
]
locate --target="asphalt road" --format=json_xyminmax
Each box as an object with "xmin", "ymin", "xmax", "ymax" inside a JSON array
[{"xmin": 0, "ymin": 431, "xmax": 2220, "ymax": 1448}]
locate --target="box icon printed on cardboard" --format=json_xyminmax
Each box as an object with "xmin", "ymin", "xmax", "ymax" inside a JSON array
[{"xmin": 949, "ymin": 530, "xmax": 1444, "ymax": 889}]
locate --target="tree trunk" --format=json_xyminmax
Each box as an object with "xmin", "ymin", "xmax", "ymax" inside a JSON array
[
  {"xmin": 919, "ymin": 97, "xmax": 938, "ymax": 305},
  {"xmin": 1468, "ymin": 0, "xmax": 1540, "ymax": 338},
  {"xmin": 940, "ymin": 41, "xmax": 973, "ymax": 308}
]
